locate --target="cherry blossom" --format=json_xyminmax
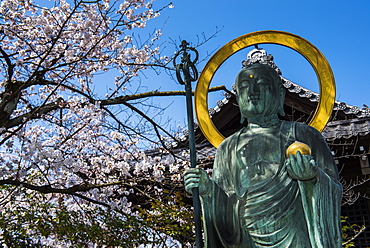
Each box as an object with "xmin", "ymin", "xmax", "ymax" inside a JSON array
[{"xmin": 0, "ymin": 0, "xmax": 195, "ymax": 246}]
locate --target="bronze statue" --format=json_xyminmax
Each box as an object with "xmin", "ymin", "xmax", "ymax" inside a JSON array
[{"xmin": 184, "ymin": 63, "xmax": 342, "ymax": 247}]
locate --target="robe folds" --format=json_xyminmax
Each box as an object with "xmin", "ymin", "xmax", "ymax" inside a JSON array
[{"xmin": 200, "ymin": 121, "xmax": 342, "ymax": 248}]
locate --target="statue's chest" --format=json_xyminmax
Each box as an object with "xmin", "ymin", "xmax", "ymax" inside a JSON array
[{"xmin": 236, "ymin": 132, "xmax": 282, "ymax": 186}]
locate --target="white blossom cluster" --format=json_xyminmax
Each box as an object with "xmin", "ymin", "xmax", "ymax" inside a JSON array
[
  {"xmin": 1, "ymin": 99, "xmax": 190, "ymax": 245},
  {"xmin": 0, "ymin": 0, "xmax": 167, "ymax": 84},
  {"xmin": 0, "ymin": 0, "xmax": 194, "ymax": 246}
]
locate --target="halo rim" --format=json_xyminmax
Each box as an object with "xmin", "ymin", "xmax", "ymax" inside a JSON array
[{"xmin": 194, "ymin": 30, "xmax": 336, "ymax": 148}]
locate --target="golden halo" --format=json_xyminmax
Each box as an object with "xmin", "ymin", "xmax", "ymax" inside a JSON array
[{"xmin": 195, "ymin": 30, "xmax": 336, "ymax": 148}]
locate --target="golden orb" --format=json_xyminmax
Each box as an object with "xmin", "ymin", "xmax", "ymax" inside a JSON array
[{"xmin": 286, "ymin": 141, "xmax": 312, "ymax": 157}]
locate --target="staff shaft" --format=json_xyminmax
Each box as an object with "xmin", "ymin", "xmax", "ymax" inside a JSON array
[
  {"xmin": 173, "ymin": 40, "xmax": 203, "ymax": 247},
  {"xmin": 185, "ymin": 80, "xmax": 203, "ymax": 248}
]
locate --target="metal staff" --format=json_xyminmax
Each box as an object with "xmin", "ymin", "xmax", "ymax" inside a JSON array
[{"xmin": 173, "ymin": 40, "xmax": 203, "ymax": 248}]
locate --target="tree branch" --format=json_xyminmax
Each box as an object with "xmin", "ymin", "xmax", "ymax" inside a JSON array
[
  {"xmin": 100, "ymin": 85, "xmax": 229, "ymax": 106},
  {"xmin": 4, "ymin": 99, "xmax": 63, "ymax": 128},
  {"xmin": 3, "ymin": 81, "xmax": 229, "ymax": 130},
  {"xmin": 0, "ymin": 179, "xmax": 129, "ymax": 208},
  {"xmin": 342, "ymin": 224, "xmax": 366, "ymax": 246},
  {"xmin": 0, "ymin": 46, "xmax": 14, "ymax": 83}
]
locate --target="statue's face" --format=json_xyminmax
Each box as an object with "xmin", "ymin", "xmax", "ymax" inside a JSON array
[{"xmin": 236, "ymin": 66, "xmax": 281, "ymax": 118}]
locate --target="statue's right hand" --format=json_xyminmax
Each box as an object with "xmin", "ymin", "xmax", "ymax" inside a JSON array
[{"xmin": 184, "ymin": 167, "xmax": 212, "ymax": 195}]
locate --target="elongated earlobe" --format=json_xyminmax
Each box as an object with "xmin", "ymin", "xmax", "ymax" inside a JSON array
[
  {"xmin": 278, "ymin": 87, "xmax": 286, "ymax": 116},
  {"xmin": 235, "ymin": 94, "xmax": 246, "ymax": 124},
  {"xmin": 240, "ymin": 114, "xmax": 246, "ymax": 124}
]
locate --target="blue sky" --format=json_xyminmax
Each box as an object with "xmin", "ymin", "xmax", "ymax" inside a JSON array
[
  {"xmin": 140, "ymin": 0, "xmax": 370, "ymax": 126},
  {"xmin": 35, "ymin": 0, "xmax": 370, "ymax": 128}
]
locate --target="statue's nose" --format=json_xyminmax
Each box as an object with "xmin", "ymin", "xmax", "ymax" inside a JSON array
[{"xmin": 249, "ymin": 82, "xmax": 259, "ymax": 95}]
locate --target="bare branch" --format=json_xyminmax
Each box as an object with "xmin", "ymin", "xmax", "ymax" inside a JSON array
[
  {"xmin": 342, "ymin": 223, "xmax": 366, "ymax": 246},
  {"xmin": 100, "ymin": 85, "xmax": 229, "ymax": 105},
  {"xmin": 0, "ymin": 179, "xmax": 128, "ymax": 207},
  {"xmin": 0, "ymin": 46, "xmax": 14, "ymax": 83}
]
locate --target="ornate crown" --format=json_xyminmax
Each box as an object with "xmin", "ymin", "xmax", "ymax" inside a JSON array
[{"xmin": 242, "ymin": 48, "xmax": 282, "ymax": 75}]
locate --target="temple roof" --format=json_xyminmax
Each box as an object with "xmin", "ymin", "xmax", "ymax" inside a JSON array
[
  {"xmin": 205, "ymin": 47, "xmax": 370, "ymax": 143},
  {"xmin": 206, "ymin": 76, "xmax": 370, "ymax": 142}
]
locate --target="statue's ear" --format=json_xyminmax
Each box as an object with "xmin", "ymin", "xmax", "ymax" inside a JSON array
[
  {"xmin": 278, "ymin": 86, "xmax": 286, "ymax": 117},
  {"xmin": 235, "ymin": 94, "xmax": 246, "ymax": 124},
  {"xmin": 240, "ymin": 114, "xmax": 246, "ymax": 124}
]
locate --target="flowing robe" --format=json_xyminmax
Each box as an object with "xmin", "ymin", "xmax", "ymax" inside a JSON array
[{"xmin": 200, "ymin": 121, "xmax": 342, "ymax": 247}]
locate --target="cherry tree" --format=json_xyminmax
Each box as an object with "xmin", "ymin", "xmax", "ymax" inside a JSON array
[{"xmin": 0, "ymin": 0, "xmax": 198, "ymax": 246}]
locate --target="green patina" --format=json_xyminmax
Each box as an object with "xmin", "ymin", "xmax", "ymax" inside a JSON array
[{"xmin": 184, "ymin": 63, "xmax": 342, "ymax": 247}]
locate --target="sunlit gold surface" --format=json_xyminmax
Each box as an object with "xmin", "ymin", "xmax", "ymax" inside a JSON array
[
  {"xmin": 286, "ymin": 141, "xmax": 312, "ymax": 157},
  {"xmin": 194, "ymin": 30, "xmax": 336, "ymax": 148}
]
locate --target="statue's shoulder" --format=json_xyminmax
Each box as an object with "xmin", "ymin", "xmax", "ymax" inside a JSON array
[
  {"xmin": 292, "ymin": 121, "xmax": 322, "ymax": 136},
  {"xmin": 218, "ymin": 128, "xmax": 244, "ymax": 151},
  {"xmin": 282, "ymin": 120, "xmax": 321, "ymax": 134},
  {"xmin": 283, "ymin": 120, "xmax": 325, "ymax": 145}
]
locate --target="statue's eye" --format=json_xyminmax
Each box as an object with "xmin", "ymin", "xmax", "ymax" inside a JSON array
[
  {"xmin": 257, "ymin": 79, "xmax": 269, "ymax": 85},
  {"xmin": 239, "ymin": 80, "xmax": 250, "ymax": 89}
]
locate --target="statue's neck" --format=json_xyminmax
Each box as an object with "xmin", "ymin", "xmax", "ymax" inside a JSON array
[{"xmin": 247, "ymin": 115, "xmax": 281, "ymax": 129}]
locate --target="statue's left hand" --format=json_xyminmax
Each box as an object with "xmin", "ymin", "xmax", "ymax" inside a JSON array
[
  {"xmin": 184, "ymin": 167, "xmax": 212, "ymax": 195},
  {"xmin": 285, "ymin": 151, "xmax": 319, "ymax": 180}
]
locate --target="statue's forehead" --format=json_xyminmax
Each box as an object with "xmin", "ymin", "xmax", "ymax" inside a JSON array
[{"xmin": 237, "ymin": 67, "xmax": 273, "ymax": 81}]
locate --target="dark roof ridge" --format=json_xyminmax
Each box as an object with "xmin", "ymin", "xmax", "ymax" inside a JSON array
[{"xmin": 207, "ymin": 76, "xmax": 370, "ymax": 119}]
